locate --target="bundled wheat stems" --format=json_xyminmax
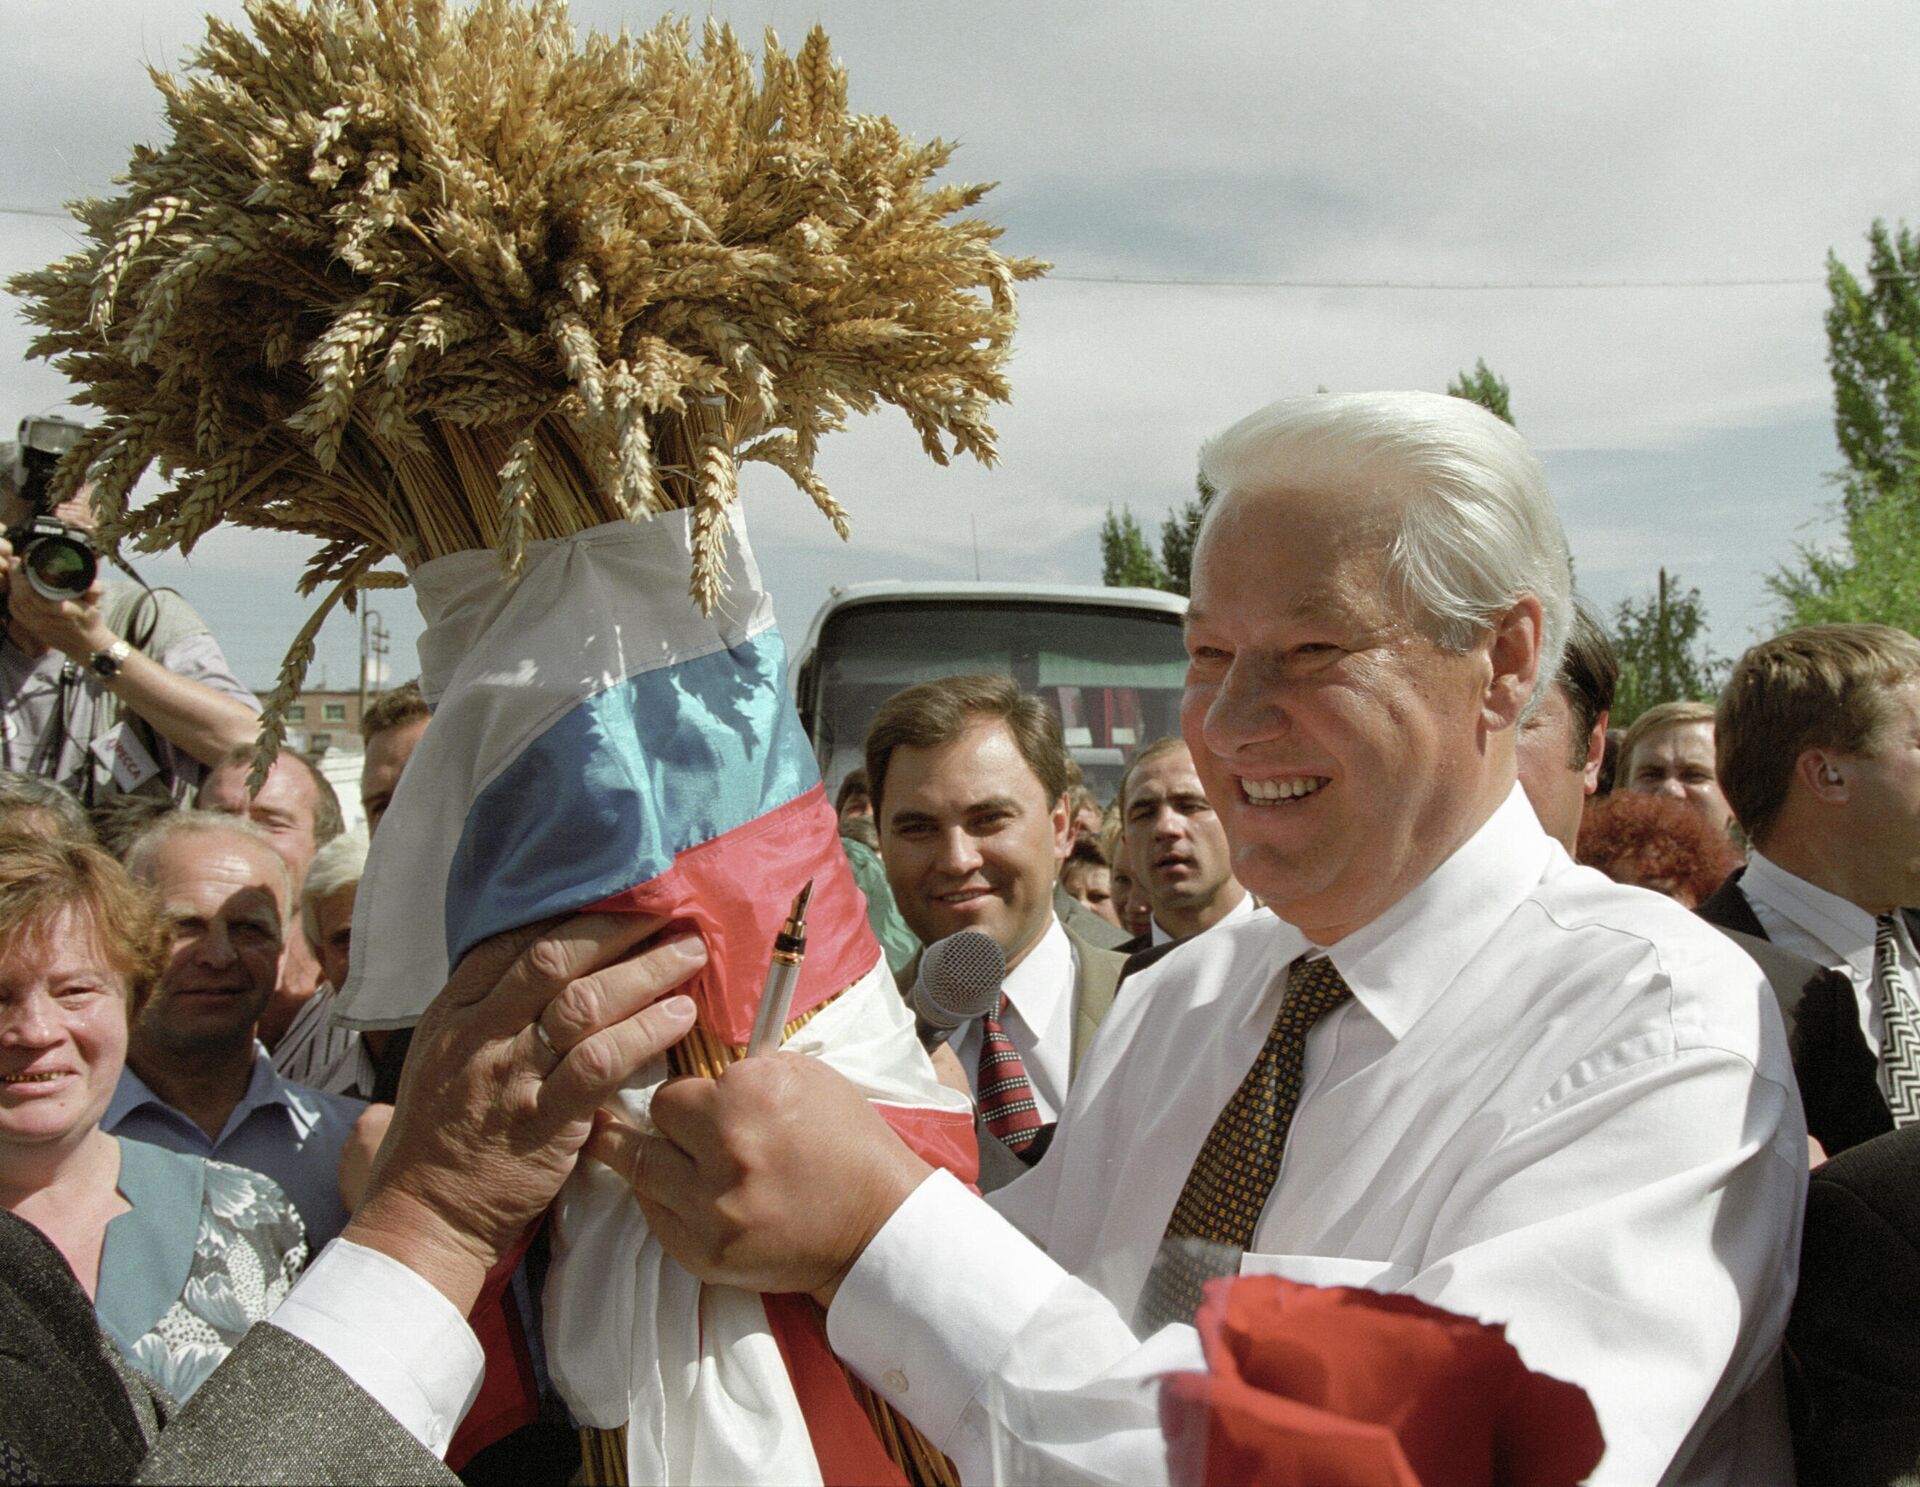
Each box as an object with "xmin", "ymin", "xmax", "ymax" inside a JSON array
[{"xmin": 11, "ymin": 0, "xmax": 1044, "ymax": 753}]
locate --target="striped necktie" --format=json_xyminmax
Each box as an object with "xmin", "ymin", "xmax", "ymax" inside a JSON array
[
  {"xmin": 977, "ymin": 995, "xmax": 1044, "ymax": 1153},
  {"xmin": 1135, "ymin": 955, "xmax": 1352, "ymax": 1334},
  {"xmin": 1874, "ymin": 913, "xmax": 1920, "ymax": 1127}
]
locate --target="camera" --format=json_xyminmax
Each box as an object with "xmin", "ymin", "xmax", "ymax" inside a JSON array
[{"xmin": 4, "ymin": 415, "xmax": 97, "ymax": 602}]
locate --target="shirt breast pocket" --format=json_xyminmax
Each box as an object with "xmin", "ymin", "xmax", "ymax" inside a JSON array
[{"xmin": 1238, "ymin": 1252, "xmax": 1415, "ymax": 1292}]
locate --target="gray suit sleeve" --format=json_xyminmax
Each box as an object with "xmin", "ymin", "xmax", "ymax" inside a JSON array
[{"xmin": 137, "ymin": 1324, "xmax": 458, "ymax": 1486}]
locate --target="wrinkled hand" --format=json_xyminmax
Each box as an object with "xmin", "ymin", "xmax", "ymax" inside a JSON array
[
  {"xmin": 587, "ymin": 1052, "xmax": 932, "ymax": 1308},
  {"xmin": 344, "ymin": 912, "xmax": 704, "ymax": 1312}
]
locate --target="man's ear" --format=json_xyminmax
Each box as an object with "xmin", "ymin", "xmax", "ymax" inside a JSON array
[
  {"xmin": 1049, "ymin": 791, "xmax": 1074, "ymax": 866},
  {"xmin": 1581, "ymin": 708, "xmax": 1610, "ymax": 795},
  {"xmin": 1485, "ymin": 595, "xmax": 1545, "ymax": 731},
  {"xmin": 1797, "ymin": 749, "xmax": 1850, "ymax": 804}
]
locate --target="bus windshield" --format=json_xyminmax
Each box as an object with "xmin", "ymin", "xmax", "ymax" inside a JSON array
[{"xmin": 802, "ymin": 598, "xmax": 1189, "ymax": 802}]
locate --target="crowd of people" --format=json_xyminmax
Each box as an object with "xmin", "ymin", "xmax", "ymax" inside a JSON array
[{"xmin": 2, "ymin": 390, "xmax": 1917, "ymax": 1485}]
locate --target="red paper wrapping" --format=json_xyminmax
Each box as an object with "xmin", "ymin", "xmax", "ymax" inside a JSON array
[{"xmin": 1159, "ymin": 1276, "xmax": 1604, "ymax": 1487}]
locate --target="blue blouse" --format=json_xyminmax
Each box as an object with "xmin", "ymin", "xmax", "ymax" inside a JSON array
[{"xmin": 93, "ymin": 1138, "xmax": 308, "ymax": 1401}]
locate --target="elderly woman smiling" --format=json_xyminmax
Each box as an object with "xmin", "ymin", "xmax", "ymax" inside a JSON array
[{"xmin": 0, "ymin": 830, "xmax": 306, "ymax": 1401}]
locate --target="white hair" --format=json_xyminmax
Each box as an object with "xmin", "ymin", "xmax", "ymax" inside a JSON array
[
  {"xmin": 124, "ymin": 808, "xmax": 294, "ymax": 908},
  {"xmin": 301, "ymin": 829, "xmax": 368, "ymax": 945},
  {"xmin": 1197, "ymin": 391, "xmax": 1572, "ymax": 711}
]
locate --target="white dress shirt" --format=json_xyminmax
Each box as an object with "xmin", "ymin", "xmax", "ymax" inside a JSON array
[
  {"xmin": 1148, "ymin": 883, "xmax": 1258, "ymax": 947},
  {"xmin": 829, "ymin": 788, "xmax": 1806, "ymax": 1486},
  {"xmin": 1742, "ymin": 850, "xmax": 1920, "ymax": 1101},
  {"xmin": 271, "ymin": 1238, "xmax": 484, "ymax": 1456},
  {"xmin": 952, "ymin": 916, "xmax": 1077, "ymax": 1123}
]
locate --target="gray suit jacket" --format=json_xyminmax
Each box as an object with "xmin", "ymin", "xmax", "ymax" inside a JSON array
[{"xmin": 1, "ymin": 1208, "xmax": 456, "ymax": 1485}]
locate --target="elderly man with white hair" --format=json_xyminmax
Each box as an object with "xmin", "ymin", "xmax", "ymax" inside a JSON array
[
  {"xmin": 273, "ymin": 828, "xmax": 375, "ymax": 1097},
  {"xmin": 598, "ymin": 392, "xmax": 1806, "ymax": 1485}
]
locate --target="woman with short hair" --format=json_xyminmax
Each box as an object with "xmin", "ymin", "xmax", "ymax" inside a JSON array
[{"xmin": 0, "ymin": 831, "xmax": 306, "ymax": 1400}]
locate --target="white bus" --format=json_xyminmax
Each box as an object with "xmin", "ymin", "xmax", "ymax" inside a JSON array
[{"xmin": 789, "ymin": 581, "xmax": 1190, "ymax": 804}]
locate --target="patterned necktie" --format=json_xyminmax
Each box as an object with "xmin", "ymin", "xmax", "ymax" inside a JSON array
[
  {"xmin": 977, "ymin": 995, "xmax": 1044, "ymax": 1153},
  {"xmin": 1135, "ymin": 955, "xmax": 1353, "ymax": 1334},
  {"xmin": 1874, "ymin": 913, "xmax": 1920, "ymax": 1127}
]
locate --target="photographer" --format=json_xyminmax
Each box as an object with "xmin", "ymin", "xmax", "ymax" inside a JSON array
[{"xmin": 0, "ymin": 418, "xmax": 259, "ymax": 805}]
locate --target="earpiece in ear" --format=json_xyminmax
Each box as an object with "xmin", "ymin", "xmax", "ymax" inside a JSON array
[{"xmin": 1822, "ymin": 765, "xmax": 1844, "ymax": 786}]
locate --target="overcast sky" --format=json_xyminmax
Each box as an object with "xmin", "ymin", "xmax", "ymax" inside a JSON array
[{"xmin": 3, "ymin": 0, "xmax": 1915, "ymax": 691}]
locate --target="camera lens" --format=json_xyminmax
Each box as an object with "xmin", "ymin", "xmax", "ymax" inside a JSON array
[{"xmin": 23, "ymin": 534, "xmax": 97, "ymax": 602}]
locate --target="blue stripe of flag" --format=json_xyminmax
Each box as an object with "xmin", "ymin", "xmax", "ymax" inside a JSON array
[{"xmin": 442, "ymin": 628, "xmax": 819, "ymax": 964}]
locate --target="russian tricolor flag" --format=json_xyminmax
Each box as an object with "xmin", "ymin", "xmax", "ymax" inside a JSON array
[
  {"xmin": 337, "ymin": 509, "xmax": 974, "ymax": 1483},
  {"xmin": 342, "ymin": 510, "xmax": 873, "ymax": 1045}
]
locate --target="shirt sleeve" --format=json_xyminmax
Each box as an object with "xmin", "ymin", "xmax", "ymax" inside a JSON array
[
  {"xmin": 826, "ymin": 1169, "xmax": 1201, "ymax": 1486},
  {"xmin": 153, "ymin": 629, "xmax": 261, "ymax": 711},
  {"xmin": 268, "ymin": 1238, "xmax": 485, "ymax": 1458}
]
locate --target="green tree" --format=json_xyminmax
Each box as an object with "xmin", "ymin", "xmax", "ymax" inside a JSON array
[
  {"xmin": 1823, "ymin": 220, "xmax": 1920, "ymax": 517},
  {"xmin": 1099, "ymin": 506, "xmax": 1166, "ymax": 589},
  {"xmin": 1770, "ymin": 484, "xmax": 1920, "ymax": 633},
  {"xmin": 1446, "ymin": 358, "xmax": 1515, "ymax": 425},
  {"xmin": 1771, "ymin": 220, "xmax": 1920, "ymax": 632},
  {"xmin": 1610, "ymin": 568, "xmax": 1725, "ymax": 725},
  {"xmin": 1157, "ymin": 474, "xmax": 1218, "ymax": 597}
]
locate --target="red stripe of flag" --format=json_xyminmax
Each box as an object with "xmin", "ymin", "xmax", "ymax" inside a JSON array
[{"xmin": 591, "ymin": 784, "xmax": 880, "ymax": 1046}]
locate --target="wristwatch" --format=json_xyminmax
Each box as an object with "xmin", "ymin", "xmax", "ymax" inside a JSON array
[{"xmin": 88, "ymin": 639, "xmax": 133, "ymax": 679}]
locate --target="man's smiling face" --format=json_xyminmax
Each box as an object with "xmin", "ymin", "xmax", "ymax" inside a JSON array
[
  {"xmin": 1181, "ymin": 482, "xmax": 1524, "ymax": 944},
  {"xmin": 878, "ymin": 717, "xmax": 1072, "ymax": 973}
]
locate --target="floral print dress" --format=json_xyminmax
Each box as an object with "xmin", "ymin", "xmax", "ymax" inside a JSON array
[{"xmin": 93, "ymin": 1138, "xmax": 308, "ymax": 1402}]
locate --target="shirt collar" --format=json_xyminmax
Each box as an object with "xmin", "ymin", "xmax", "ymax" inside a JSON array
[
  {"xmin": 1318, "ymin": 785, "xmax": 1556, "ymax": 1042},
  {"xmin": 1001, "ymin": 915, "xmax": 1075, "ymax": 1042},
  {"xmin": 1742, "ymin": 851, "xmax": 1880, "ymax": 982},
  {"xmin": 1150, "ymin": 886, "xmax": 1259, "ymax": 946},
  {"xmin": 105, "ymin": 1043, "xmax": 321, "ymax": 1143}
]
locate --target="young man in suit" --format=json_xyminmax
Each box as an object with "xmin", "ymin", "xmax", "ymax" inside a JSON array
[
  {"xmin": 1702, "ymin": 623, "xmax": 1920, "ymax": 1151},
  {"xmin": 864, "ymin": 675, "xmax": 1125, "ymax": 1188}
]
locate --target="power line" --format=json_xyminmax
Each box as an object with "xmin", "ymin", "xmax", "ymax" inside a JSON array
[
  {"xmin": 0, "ymin": 200, "xmax": 1892, "ymax": 291},
  {"xmin": 1048, "ymin": 271, "xmax": 1834, "ymax": 291}
]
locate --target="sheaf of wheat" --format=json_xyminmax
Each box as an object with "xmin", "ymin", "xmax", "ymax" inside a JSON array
[{"xmin": 10, "ymin": 0, "xmax": 1045, "ymax": 759}]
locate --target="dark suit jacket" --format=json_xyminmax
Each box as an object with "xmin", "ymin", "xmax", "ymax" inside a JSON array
[
  {"xmin": 1699, "ymin": 871, "xmax": 1895, "ymax": 1157},
  {"xmin": 0, "ymin": 1208, "xmax": 456, "ymax": 1485},
  {"xmin": 1786, "ymin": 1123, "xmax": 1920, "ymax": 1487}
]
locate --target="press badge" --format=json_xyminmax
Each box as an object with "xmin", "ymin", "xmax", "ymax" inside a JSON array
[{"xmin": 91, "ymin": 723, "xmax": 162, "ymax": 793}]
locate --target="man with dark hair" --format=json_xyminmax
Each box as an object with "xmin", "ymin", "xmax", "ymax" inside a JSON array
[
  {"xmin": 1118, "ymin": 735, "xmax": 1250, "ymax": 950},
  {"xmin": 1702, "ymin": 623, "xmax": 1920, "ymax": 1155},
  {"xmin": 1516, "ymin": 597, "xmax": 1616, "ymax": 853},
  {"xmin": 359, "ymin": 680, "xmax": 431, "ymax": 835},
  {"xmin": 864, "ymin": 673, "xmax": 1125, "ymax": 1181}
]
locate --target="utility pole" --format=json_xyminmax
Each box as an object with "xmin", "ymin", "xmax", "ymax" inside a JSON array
[
  {"xmin": 359, "ymin": 606, "xmax": 390, "ymax": 718},
  {"xmin": 1655, "ymin": 568, "xmax": 1670, "ymax": 703}
]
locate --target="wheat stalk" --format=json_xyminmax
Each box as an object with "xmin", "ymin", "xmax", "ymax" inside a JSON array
[{"xmin": 10, "ymin": 1, "xmax": 1046, "ymax": 767}]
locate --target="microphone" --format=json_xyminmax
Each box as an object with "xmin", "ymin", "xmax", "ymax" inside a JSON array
[{"xmin": 909, "ymin": 929, "xmax": 1007, "ymax": 1047}]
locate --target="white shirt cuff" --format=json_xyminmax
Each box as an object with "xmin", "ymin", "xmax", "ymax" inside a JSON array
[
  {"xmin": 826, "ymin": 1168, "xmax": 1070, "ymax": 1448},
  {"xmin": 269, "ymin": 1237, "xmax": 485, "ymax": 1457}
]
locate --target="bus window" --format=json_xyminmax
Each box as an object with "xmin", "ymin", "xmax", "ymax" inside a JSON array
[{"xmin": 801, "ymin": 597, "xmax": 1187, "ymax": 804}]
